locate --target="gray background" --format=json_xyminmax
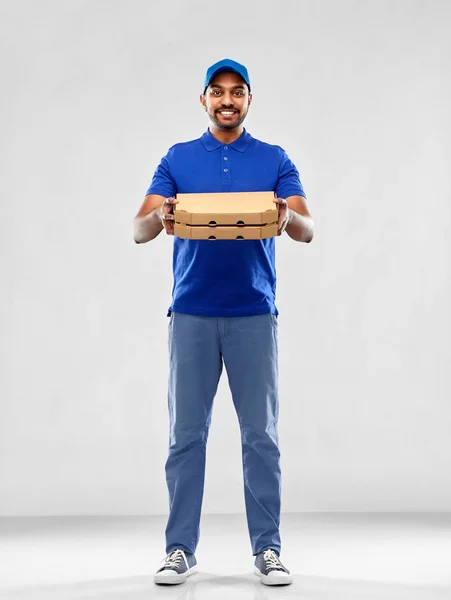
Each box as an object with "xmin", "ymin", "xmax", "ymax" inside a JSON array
[{"xmin": 1, "ymin": 0, "xmax": 450, "ymax": 516}]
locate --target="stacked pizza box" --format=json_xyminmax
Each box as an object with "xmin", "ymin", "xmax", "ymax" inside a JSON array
[{"xmin": 173, "ymin": 191, "xmax": 279, "ymax": 240}]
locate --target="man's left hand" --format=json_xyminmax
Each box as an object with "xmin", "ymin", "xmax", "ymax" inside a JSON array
[{"xmin": 273, "ymin": 197, "xmax": 291, "ymax": 235}]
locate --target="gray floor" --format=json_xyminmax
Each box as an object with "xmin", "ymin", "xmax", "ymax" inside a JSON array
[{"xmin": 0, "ymin": 513, "xmax": 450, "ymax": 599}]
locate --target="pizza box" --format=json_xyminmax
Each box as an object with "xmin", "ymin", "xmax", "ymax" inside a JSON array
[
  {"xmin": 174, "ymin": 191, "xmax": 278, "ymax": 226},
  {"xmin": 174, "ymin": 222, "xmax": 278, "ymax": 240}
]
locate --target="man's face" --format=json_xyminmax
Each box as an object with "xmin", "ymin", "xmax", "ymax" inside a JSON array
[{"xmin": 201, "ymin": 71, "xmax": 252, "ymax": 130}]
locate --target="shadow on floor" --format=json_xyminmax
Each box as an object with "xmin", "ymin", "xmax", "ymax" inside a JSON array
[{"xmin": 1, "ymin": 571, "xmax": 450, "ymax": 600}]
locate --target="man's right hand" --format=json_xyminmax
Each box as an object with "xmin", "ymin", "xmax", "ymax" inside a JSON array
[{"xmin": 158, "ymin": 197, "xmax": 179, "ymax": 235}]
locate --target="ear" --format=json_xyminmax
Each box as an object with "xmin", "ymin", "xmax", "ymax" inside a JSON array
[{"xmin": 199, "ymin": 94, "xmax": 206, "ymax": 110}]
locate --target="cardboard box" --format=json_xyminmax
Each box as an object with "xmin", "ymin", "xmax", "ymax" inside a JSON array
[
  {"xmin": 174, "ymin": 222, "xmax": 278, "ymax": 240},
  {"xmin": 174, "ymin": 191, "xmax": 278, "ymax": 226}
]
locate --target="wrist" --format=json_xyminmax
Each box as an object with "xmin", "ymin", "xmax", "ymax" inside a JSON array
[{"xmin": 156, "ymin": 205, "xmax": 164, "ymax": 224}]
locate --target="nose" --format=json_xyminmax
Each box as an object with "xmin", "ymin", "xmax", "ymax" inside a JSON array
[{"xmin": 221, "ymin": 91, "xmax": 235, "ymax": 106}]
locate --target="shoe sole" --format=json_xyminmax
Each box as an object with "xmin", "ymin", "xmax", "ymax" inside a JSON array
[
  {"xmin": 154, "ymin": 565, "xmax": 198, "ymax": 585},
  {"xmin": 254, "ymin": 566, "xmax": 293, "ymax": 585}
]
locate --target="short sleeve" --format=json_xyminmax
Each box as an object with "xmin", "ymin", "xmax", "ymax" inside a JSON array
[
  {"xmin": 275, "ymin": 150, "xmax": 306, "ymax": 199},
  {"xmin": 145, "ymin": 155, "xmax": 177, "ymax": 198}
]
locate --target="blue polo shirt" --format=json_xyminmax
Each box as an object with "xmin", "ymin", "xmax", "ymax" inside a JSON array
[{"xmin": 146, "ymin": 127, "xmax": 306, "ymax": 317}]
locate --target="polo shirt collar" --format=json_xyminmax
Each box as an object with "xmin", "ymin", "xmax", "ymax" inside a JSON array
[{"xmin": 200, "ymin": 127, "xmax": 252, "ymax": 153}]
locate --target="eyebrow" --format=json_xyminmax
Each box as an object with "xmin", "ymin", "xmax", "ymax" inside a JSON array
[{"xmin": 210, "ymin": 84, "xmax": 246, "ymax": 90}]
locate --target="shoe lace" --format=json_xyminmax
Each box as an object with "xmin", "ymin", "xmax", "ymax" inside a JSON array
[
  {"xmin": 163, "ymin": 549, "xmax": 184, "ymax": 569},
  {"xmin": 263, "ymin": 549, "xmax": 283, "ymax": 571}
]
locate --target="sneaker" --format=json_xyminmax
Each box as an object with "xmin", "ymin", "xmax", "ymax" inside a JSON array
[
  {"xmin": 254, "ymin": 549, "xmax": 293, "ymax": 585},
  {"xmin": 154, "ymin": 549, "xmax": 198, "ymax": 585}
]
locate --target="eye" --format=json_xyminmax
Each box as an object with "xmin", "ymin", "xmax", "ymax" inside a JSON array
[{"xmin": 235, "ymin": 91, "xmax": 244, "ymax": 96}]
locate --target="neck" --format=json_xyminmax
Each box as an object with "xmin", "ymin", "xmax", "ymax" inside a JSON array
[{"xmin": 209, "ymin": 124, "xmax": 245, "ymax": 144}]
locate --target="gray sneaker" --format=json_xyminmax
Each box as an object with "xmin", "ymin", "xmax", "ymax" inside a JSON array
[
  {"xmin": 254, "ymin": 549, "xmax": 293, "ymax": 585},
  {"xmin": 154, "ymin": 549, "xmax": 198, "ymax": 585}
]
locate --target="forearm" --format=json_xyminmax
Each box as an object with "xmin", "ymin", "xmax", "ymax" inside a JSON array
[
  {"xmin": 133, "ymin": 208, "xmax": 164, "ymax": 243},
  {"xmin": 285, "ymin": 209, "xmax": 314, "ymax": 243}
]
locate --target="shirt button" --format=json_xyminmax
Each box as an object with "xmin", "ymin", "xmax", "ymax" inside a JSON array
[
  {"xmin": 223, "ymin": 156, "xmax": 228, "ymax": 161},
  {"xmin": 224, "ymin": 168, "xmax": 228, "ymax": 172},
  {"xmin": 224, "ymin": 146, "xmax": 228, "ymax": 150}
]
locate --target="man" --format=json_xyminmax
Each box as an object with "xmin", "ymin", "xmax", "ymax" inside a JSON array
[{"xmin": 133, "ymin": 58, "xmax": 314, "ymax": 587}]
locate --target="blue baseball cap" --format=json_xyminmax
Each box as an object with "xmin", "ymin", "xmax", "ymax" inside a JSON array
[{"xmin": 203, "ymin": 58, "xmax": 251, "ymax": 93}]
